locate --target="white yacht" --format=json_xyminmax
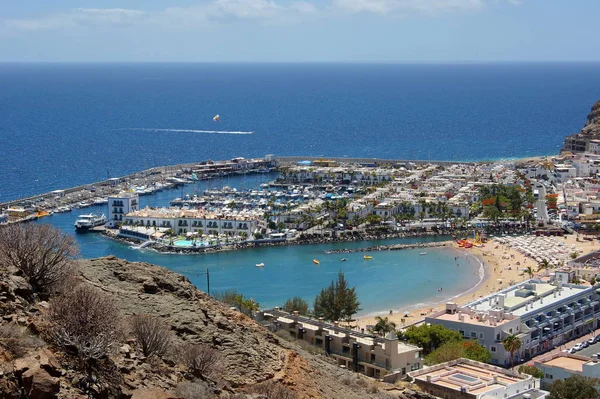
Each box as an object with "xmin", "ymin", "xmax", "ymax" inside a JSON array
[{"xmin": 74, "ymin": 213, "xmax": 107, "ymax": 232}]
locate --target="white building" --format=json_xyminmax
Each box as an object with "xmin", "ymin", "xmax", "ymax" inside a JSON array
[
  {"xmin": 122, "ymin": 207, "xmax": 261, "ymax": 237},
  {"xmin": 536, "ymin": 353, "xmax": 600, "ymax": 389},
  {"xmin": 107, "ymin": 193, "xmax": 139, "ymax": 227},
  {"xmin": 426, "ymin": 279, "xmax": 600, "ymax": 366},
  {"xmin": 410, "ymin": 358, "xmax": 548, "ymax": 399}
]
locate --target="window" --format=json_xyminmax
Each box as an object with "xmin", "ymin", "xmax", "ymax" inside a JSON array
[
  {"xmin": 459, "ymin": 330, "xmax": 465, "ymax": 337},
  {"xmin": 509, "ymin": 328, "xmax": 513, "ymax": 334},
  {"xmin": 411, "ymin": 363, "xmax": 420, "ymax": 371},
  {"xmin": 496, "ymin": 333, "xmax": 501, "ymax": 341},
  {"xmin": 491, "ymin": 346, "xmax": 496, "ymax": 352},
  {"xmin": 471, "ymin": 332, "xmax": 477, "ymax": 338},
  {"xmin": 479, "ymin": 332, "xmax": 484, "ymax": 339},
  {"xmin": 415, "ymin": 352, "xmax": 420, "ymax": 358}
]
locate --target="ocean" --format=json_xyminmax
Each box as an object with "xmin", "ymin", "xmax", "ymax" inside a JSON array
[
  {"xmin": 2, "ymin": 63, "xmax": 600, "ymax": 202},
  {"xmin": 3, "ymin": 62, "xmax": 600, "ymax": 315}
]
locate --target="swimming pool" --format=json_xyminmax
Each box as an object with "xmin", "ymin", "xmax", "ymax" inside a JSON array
[{"xmin": 172, "ymin": 240, "xmax": 211, "ymax": 248}]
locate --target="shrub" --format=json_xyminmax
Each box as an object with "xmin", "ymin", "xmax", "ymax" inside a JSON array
[
  {"xmin": 367, "ymin": 384, "xmax": 379, "ymax": 394},
  {"xmin": 248, "ymin": 380, "xmax": 296, "ymax": 399},
  {"xmin": 179, "ymin": 343, "xmax": 222, "ymax": 378},
  {"xmin": 0, "ymin": 224, "xmax": 78, "ymax": 297},
  {"xmin": 130, "ymin": 314, "xmax": 172, "ymax": 357},
  {"xmin": 47, "ymin": 284, "xmax": 122, "ymax": 368},
  {"xmin": 0, "ymin": 323, "xmax": 44, "ymax": 359}
]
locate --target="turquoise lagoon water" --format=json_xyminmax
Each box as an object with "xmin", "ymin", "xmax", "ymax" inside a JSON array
[{"xmin": 35, "ymin": 174, "xmax": 483, "ymax": 316}]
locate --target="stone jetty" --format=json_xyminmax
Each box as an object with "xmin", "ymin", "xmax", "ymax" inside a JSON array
[{"xmin": 325, "ymin": 241, "xmax": 451, "ymax": 254}]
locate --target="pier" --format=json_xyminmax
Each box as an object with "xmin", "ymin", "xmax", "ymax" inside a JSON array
[{"xmin": 324, "ymin": 241, "xmax": 451, "ymax": 254}]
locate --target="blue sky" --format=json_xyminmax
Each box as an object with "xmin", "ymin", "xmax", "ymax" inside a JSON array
[{"xmin": 1, "ymin": 1, "xmax": 599, "ymax": 62}]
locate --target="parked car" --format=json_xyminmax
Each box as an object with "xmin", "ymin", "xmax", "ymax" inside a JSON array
[
  {"xmin": 588, "ymin": 337, "xmax": 595, "ymax": 345},
  {"xmin": 582, "ymin": 341, "xmax": 590, "ymax": 348},
  {"xmin": 573, "ymin": 343, "xmax": 584, "ymax": 351}
]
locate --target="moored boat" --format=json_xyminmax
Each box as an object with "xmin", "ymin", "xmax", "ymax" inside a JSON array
[
  {"xmin": 363, "ymin": 255, "xmax": 373, "ymax": 260},
  {"xmin": 256, "ymin": 262, "xmax": 265, "ymax": 267},
  {"xmin": 74, "ymin": 213, "xmax": 107, "ymax": 233}
]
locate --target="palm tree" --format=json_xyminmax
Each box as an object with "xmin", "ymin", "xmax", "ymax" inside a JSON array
[
  {"xmin": 502, "ymin": 334, "xmax": 522, "ymax": 369},
  {"xmin": 537, "ymin": 259, "xmax": 552, "ymax": 276},
  {"xmin": 371, "ymin": 316, "xmax": 397, "ymax": 337},
  {"xmin": 525, "ymin": 266, "xmax": 534, "ymax": 279}
]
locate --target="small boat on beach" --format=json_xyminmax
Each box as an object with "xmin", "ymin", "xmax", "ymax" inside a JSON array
[
  {"xmin": 312, "ymin": 259, "xmax": 320, "ymax": 265},
  {"xmin": 255, "ymin": 263, "xmax": 265, "ymax": 268},
  {"xmin": 363, "ymin": 255, "xmax": 373, "ymax": 260}
]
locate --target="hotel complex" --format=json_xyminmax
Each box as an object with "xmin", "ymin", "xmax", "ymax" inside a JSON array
[
  {"xmin": 120, "ymin": 207, "xmax": 262, "ymax": 237},
  {"xmin": 259, "ymin": 309, "xmax": 423, "ymax": 379},
  {"xmin": 426, "ymin": 279, "xmax": 600, "ymax": 366}
]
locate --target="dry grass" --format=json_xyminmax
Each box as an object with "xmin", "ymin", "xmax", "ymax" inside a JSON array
[{"xmin": 0, "ymin": 323, "xmax": 45, "ymax": 360}]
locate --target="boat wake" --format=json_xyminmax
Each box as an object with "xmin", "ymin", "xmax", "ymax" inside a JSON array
[{"xmin": 123, "ymin": 128, "xmax": 254, "ymax": 135}]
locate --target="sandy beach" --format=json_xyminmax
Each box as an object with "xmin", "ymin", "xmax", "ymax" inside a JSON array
[{"xmin": 355, "ymin": 233, "xmax": 599, "ymax": 332}]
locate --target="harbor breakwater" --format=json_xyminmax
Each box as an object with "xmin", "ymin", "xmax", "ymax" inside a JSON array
[{"xmin": 325, "ymin": 241, "xmax": 451, "ymax": 254}]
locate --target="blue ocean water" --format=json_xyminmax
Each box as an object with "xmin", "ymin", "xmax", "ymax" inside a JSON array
[
  {"xmin": 2, "ymin": 63, "xmax": 600, "ymax": 202},
  {"xmin": 35, "ymin": 174, "xmax": 482, "ymax": 316}
]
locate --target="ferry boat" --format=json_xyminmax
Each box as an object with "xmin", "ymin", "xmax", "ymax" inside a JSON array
[{"xmin": 74, "ymin": 213, "xmax": 107, "ymax": 232}]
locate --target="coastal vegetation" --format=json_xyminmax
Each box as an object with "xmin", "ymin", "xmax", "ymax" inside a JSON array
[
  {"xmin": 0, "ymin": 223, "xmax": 78, "ymax": 297},
  {"xmin": 313, "ymin": 271, "xmax": 360, "ymax": 322},
  {"xmin": 547, "ymin": 375, "xmax": 599, "ymax": 399},
  {"xmin": 213, "ymin": 289, "xmax": 260, "ymax": 317},
  {"xmin": 282, "ymin": 296, "xmax": 310, "ymax": 315},
  {"xmin": 425, "ymin": 340, "xmax": 492, "ymax": 365},
  {"xmin": 502, "ymin": 334, "xmax": 523, "ymax": 369},
  {"xmin": 517, "ymin": 365, "xmax": 544, "ymax": 379},
  {"xmin": 399, "ymin": 324, "xmax": 462, "ymax": 355},
  {"xmin": 369, "ymin": 316, "xmax": 397, "ymax": 337}
]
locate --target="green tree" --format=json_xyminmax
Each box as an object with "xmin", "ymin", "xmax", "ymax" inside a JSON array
[
  {"xmin": 502, "ymin": 334, "xmax": 522, "ymax": 369},
  {"xmin": 525, "ymin": 266, "xmax": 534, "ymax": 279},
  {"xmin": 548, "ymin": 375, "xmax": 599, "ymax": 399},
  {"xmin": 282, "ymin": 297, "xmax": 309, "ymax": 315},
  {"xmin": 401, "ymin": 324, "xmax": 462, "ymax": 355},
  {"xmin": 425, "ymin": 340, "xmax": 492, "ymax": 365},
  {"xmin": 538, "ymin": 259, "xmax": 552, "ymax": 275},
  {"xmin": 483, "ymin": 205, "xmax": 502, "ymax": 223},
  {"xmin": 570, "ymin": 251, "xmax": 579, "ymax": 260},
  {"xmin": 518, "ymin": 365, "xmax": 544, "ymax": 379},
  {"xmin": 370, "ymin": 316, "xmax": 397, "ymax": 337},
  {"xmin": 313, "ymin": 272, "xmax": 360, "ymax": 322}
]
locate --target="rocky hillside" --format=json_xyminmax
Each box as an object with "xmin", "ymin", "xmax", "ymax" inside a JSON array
[
  {"xmin": 1, "ymin": 255, "xmax": 435, "ymax": 399},
  {"xmin": 578, "ymin": 100, "xmax": 600, "ymax": 138}
]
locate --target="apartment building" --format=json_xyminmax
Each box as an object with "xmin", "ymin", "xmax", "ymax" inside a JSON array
[
  {"xmin": 260, "ymin": 309, "xmax": 423, "ymax": 379},
  {"xmin": 426, "ymin": 279, "xmax": 600, "ymax": 366},
  {"xmin": 410, "ymin": 358, "xmax": 548, "ymax": 399},
  {"xmin": 122, "ymin": 207, "xmax": 261, "ymax": 236}
]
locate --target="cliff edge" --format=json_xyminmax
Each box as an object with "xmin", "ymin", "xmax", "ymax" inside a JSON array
[{"xmin": 562, "ymin": 100, "xmax": 600, "ymax": 152}]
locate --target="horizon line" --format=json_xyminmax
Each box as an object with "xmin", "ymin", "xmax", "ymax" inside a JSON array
[{"xmin": 1, "ymin": 60, "xmax": 600, "ymax": 65}]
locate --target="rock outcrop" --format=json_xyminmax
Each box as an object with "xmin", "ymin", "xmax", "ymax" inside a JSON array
[
  {"xmin": 562, "ymin": 100, "xmax": 600, "ymax": 152},
  {"xmin": 0, "ymin": 255, "xmax": 436, "ymax": 398}
]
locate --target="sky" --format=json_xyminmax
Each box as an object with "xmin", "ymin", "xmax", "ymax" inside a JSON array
[{"xmin": 1, "ymin": 1, "xmax": 599, "ymax": 62}]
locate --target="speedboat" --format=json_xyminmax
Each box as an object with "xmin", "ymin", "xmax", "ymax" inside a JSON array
[
  {"xmin": 340, "ymin": 258, "xmax": 347, "ymax": 262},
  {"xmin": 419, "ymin": 252, "xmax": 427, "ymax": 256},
  {"xmin": 363, "ymin": 255, "xmax": 373, "ymax": 260},
  {"xmin": 313, "ymin": 259, "xmax": 320, "ymax": 265},
  {"xmin": 74, "ymin": 213, "xmax": 107, "ymax": 233},
  {"xmin": 255, "ymin": 263, "xmax": 265, "ymax": 267}
]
